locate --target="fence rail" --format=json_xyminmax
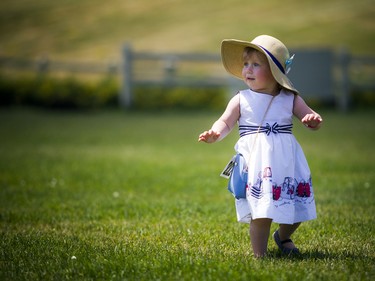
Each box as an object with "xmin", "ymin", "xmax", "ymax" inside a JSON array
[
  {"xmin": 0, "ymin": 56, "xmax": 119, "ymax": 75},
  {"xmin": 349, "ymin": 55, "xmax": 375, "ymax": 90},
  {"xmin": 0, "ymin": 45, "xmax": 374, "ymax": 111}
]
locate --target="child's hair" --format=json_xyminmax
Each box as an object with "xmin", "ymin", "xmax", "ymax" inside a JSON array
[
  {"xmin": 242, "ymin": 47, "xmax": 269, "ymax": 64},
  {"xmin": 243, "ymin": 47, "xmax": 258, "ymax": 61}
]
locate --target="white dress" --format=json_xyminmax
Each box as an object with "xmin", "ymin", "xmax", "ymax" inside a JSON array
[{"xmin": 234, "ymin": 89, "xmax": 317, "ymax": 224}]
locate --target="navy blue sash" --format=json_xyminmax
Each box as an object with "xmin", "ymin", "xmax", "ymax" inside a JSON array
[{"xmin": 239, "ymin": 122, "xmax": 293, "ymax": 137}]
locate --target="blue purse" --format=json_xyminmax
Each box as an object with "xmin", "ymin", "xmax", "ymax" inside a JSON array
[{"xmin": 221, "ymin": 154, "xmax": 248, "ymax": 199}]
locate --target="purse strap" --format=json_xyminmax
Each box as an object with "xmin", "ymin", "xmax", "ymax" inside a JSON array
[
  {"xmin": 219, "ymin": 94, "xmax": 276, "ymax": 179},
  {"xmin": 246, "ymin": 95, "xmax": 276, "ymax": 167}
]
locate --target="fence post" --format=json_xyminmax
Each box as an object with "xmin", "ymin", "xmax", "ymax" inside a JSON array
[
  {"xmin": 37, "ymin": 56, "xmax": 49, "ymax": 74},
  {"xmin": 337, "ymin": 47, "xmax": 351, "ymax": 112},
  {"xmin": 120, "ymin": 43, "xmax": 133, "ymax": 108},
  {"xmin": 164, "ymin": 55, "xmax": 177, "ymax": 84}
]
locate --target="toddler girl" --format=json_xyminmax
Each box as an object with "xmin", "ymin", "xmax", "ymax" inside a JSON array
[{"xmin": 198, "ymin": 35, "xmax": 322, "ymax": 257}]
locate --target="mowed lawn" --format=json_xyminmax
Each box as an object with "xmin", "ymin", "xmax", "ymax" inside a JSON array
[{"xmin": 0, "ymin": 107, "xmax": 374, "ymax": 280}]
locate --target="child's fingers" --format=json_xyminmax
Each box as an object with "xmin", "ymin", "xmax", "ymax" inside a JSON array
[
  {"xmin": 304, "ymin": 114, "xmax": 314, "ymax": 122},
  {"xmin": 198, "ymin": 130, "xmax": 220, "ymax": 142},
  {"xmin": 198, "ymin": 130, "xmax": 211, "ymax": 142},
  {"xmin": 303, "ymin": 116, "xmax": 323, "ymax": 129},
  {"xmin": 198, "ymin": 134, "xmax": 207, "ymax": 142},
  {"xmin": 302, "ymin": 114, "xmax": 322, "ymax": 124}
]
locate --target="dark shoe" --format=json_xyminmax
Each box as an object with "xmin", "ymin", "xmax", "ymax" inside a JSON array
[{"xmin": 273, "ymin": 229, "xmax": 300, "ymax": 255}]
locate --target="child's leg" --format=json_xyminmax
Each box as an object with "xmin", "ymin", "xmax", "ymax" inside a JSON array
[
  {"xmin": 278, "ymin": 222, "xmax": 301, "ymax": 249},
  {"xmin": 249, "ymin": 218, "xmax": 272, "ymax": 257}
]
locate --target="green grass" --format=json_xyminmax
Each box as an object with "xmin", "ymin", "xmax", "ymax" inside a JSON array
[
  {"xmin": 0, "ymin": 107, "xmax": 374, "ymax": 280},
  {"xmin": 0, "ymin": 0, "xmax": 373, "ymax": 60}
]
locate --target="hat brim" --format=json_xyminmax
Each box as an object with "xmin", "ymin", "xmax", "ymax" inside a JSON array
[{"xmin": 221, "ymin": 39, "xmax": 299, "ymax": 95}]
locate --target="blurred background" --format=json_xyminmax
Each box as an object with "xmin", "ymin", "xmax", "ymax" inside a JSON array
[{"xmin": 0, "ymin": 0, "xmax": 374, "ymax": 111}]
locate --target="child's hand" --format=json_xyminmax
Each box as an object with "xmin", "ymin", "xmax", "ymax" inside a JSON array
[
  {"xmin": 301, "ymin": 113, "xmax": 323, "ymax": 130},
  {"xmin": 198, "ymin": 130, "xmax": 221, "ymax": 143}
]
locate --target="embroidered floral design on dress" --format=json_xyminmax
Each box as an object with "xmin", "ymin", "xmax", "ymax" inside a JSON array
[
  {"xmin": 282, "ymin": 177, "xmax": 295, "ymax": 199},
  {"xmin": 273, "ymin": 184, "xmax": 282, "ymax": 200},
  {"xmin": 248, "ymin": 169, "xmax": 313, "ymax": 203}
]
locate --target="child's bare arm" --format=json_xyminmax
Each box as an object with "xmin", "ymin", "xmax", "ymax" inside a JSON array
[
  {"xmin": 293, "ymin": 95, "xmax": 323, "ymax": 130},
  {"xmin": 198, "ymin": 94, "xmax": 240, "ymax": 143}
]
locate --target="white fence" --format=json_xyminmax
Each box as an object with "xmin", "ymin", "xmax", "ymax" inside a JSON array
[
  {"xmin": 120, "ymin": 44, "xmax": 374, "ymax": 111},
  {"xmin": 0, "ymin": 45, "xmax": 374, "ymax": 111}
]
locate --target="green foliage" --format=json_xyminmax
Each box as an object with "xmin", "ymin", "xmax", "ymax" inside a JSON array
[
  {"xmin": 0, "ymin": 108, "xmax": 374, "ymax": 280},
  {"xmin": 351, "ymin": 90, "xmax": 375, "ymax": 109},
  {"xmin": 0, "ymin": 75, "xmax": 227, "ymax": 110},
  {"xmin": 0, "ymin": 75, "xmax": 118, "ymax": 109},
  {"xmin": 134, "ymin": 86, "xmax": 227, "ymax": 110}
]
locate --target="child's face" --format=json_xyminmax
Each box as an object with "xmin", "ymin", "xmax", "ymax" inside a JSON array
[{"xmin": 241, "ymin": 49, "xmax": 279, "ymax": 95}]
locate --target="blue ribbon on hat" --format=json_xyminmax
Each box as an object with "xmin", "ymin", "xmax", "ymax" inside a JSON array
[
  {"xmin": 258, "ymin": 45, "xmax": 285, "ymax": 74},
  {"xmin": 258, "ymin": 45, "xmax": 295, "ymax": 75}
]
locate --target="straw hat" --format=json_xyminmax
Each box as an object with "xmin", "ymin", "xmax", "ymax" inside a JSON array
[{"xmin": 221, "ymin": 35, "xmax": 299, "ymax": 94}]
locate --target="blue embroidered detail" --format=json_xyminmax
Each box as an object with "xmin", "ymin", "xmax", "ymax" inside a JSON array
[{"xmin": 285, "ymin": 54, "xmax": 295, "ymax": 74}]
